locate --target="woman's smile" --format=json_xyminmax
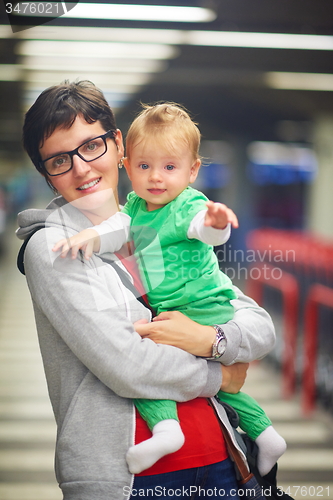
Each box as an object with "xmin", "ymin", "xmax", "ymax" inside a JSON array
[{"xmin": 77, "ymin": 177, "xmax": 102, "ymax": 192}]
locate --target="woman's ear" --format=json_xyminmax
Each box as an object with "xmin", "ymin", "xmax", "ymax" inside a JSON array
[
  {"xmin": 189, "ymin": 159, "xmax": 201, "ymax": 184},
  {"xmin": 114, "ymin": 129, "xmax": 125, "ymax": 158}
]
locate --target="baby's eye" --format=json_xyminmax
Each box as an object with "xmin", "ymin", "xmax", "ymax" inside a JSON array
[
  {"xmin": 139, "ymin": 163, "xmax": 149, "ymax": 170},
  {"xmin": 165, "ymin": 164, "xmax": 175, "ymax": 171}
]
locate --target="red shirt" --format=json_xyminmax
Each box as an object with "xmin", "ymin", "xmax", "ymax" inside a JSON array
[{"xmin": 135, "ymin": 399, "xmax": 228, "ymax": 476}]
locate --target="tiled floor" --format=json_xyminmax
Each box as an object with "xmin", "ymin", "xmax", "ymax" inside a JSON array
[
  {"xmin": 0, "ymin": 227, "xmax": 61, "ymax": 500},
  {"xmin": 244, "ymin": 363, "xmax": 333, "ymax": 499},
  {"xmin": 1, "ymin": 226, "xmax": 333, "ymax": 500}
]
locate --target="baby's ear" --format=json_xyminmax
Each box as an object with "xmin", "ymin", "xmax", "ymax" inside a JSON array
[
  {"xmin": 123, "ymin": 157, "xmax": 131, "ymax": 179},
  {"xmin": 189, "ymin": 159, "xmax": 201, "ymax": 183}
]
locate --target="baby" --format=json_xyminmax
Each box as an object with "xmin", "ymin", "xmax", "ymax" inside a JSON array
[{"xmin": 54, "ymin": 102, "xmax": 286, "ymax": 475}]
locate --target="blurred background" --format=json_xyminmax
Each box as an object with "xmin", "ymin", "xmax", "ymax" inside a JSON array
[{"xmin": 0, "ymin": 1, "xmax": 333, "ymax": 498}]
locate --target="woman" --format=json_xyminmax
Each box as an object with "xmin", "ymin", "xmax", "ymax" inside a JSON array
[{"xmin": 17, "ymin": 80, "xmax": 275, "ymax": 500}]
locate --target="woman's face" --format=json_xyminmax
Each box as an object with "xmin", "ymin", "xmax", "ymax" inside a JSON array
[{"xmin": 39, "ymin": 115, "xmax": 124, "ymax": 222}]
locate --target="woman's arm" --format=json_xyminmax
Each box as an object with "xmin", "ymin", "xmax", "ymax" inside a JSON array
[
  {"xmin": 216, "ymin": 285, "xmax": 276, "ymax": 365},
  {"xmin": 135, "ymin": 285, "xmax": 275, "ymax": 364},
  {"xmin": 25, "ymin": 227, "xmax": 224, "ymax": 402}
]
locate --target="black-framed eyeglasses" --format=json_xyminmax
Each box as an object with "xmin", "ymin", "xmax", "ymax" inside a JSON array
[{"xmin": 40, "ymin": 130, "xmax": 117, "ymax": 177}]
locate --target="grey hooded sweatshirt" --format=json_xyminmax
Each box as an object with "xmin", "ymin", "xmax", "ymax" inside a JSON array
[{"xmin": 16, "ymin": 196, "xmax": 275, "ymax": 500}]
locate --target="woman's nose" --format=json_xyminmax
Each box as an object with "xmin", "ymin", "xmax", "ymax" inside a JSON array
[{"xmin": 72, "ymin": 154, "xmax": 91, "ymax": 177}]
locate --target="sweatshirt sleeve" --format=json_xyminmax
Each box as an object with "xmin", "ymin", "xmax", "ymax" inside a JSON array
[
  {"xmin": 213, "ymin": 285, "xmax": 276, "ymax": 366},
  {"xmin": 187, "ymin": 209, "xmax": 231, "ymax": 246},
  {"xmin": 25, "ymin": 227, "xmax": 222, "ymax": 401}
]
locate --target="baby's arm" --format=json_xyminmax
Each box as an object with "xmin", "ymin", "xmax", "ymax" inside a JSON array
[
  {"xmin": 188, "ymin": 202, "xmax": 238, "ymax": 246},
  {"xmin": 52, "ymin": 228, "xmax": 101, "ymax": 260},
  {"xmin": 205, "ymin": 201, "xmax": 238, "ymax": 230},
  {"xmin": 53, "ymin": 212, "xmax": 131, "ymax": 260}
]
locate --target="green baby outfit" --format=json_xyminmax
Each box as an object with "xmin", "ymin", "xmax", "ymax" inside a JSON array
[
  {"xmin": 122, "ymin": 187, "xmax": 271, "ymax": 440},
  {"xmin": 122, "ymin": 186, "xmax": 236, "ymax": 324}
]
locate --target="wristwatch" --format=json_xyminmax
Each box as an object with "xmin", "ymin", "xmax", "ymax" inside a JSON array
[{"xmin": 209, "ymin": 325, "xmax": 227, "ymax": 359}]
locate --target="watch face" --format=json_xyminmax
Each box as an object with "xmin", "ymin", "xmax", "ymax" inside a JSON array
[
  {"xmin": 211, "ymin": 326, "xmax": 227, "ymax": 358},
  {"xmin": 217, "ymin": 337, "xmax": 226, "ymax": 355}
]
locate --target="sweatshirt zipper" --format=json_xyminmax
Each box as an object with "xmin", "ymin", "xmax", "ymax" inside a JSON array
[{"xmin": 125, "ymin": 405, "xmax": 136, "ymax": 500}]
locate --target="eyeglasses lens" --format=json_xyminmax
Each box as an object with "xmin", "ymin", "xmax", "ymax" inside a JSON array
[
  {"xmin": 78, "ymin": 137, "xmax": 106, "ymax": 161},
  {"xmin": 45, "ymin": 154, "xmax": 72, "ymax": 176}
]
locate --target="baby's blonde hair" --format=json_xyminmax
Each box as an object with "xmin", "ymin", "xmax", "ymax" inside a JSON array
[{"xmin": 126, "ymin": 102, "xmax": 201, "ymax": 161}]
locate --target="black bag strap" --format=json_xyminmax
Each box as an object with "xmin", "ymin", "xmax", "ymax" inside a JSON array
[
  {"xmin": 17, "ymin": 225, "xmax": 148, "ymax": 309},
  {"xmin": 17, "ymin": 226, "xmax": 45, "ymax": 275},
  {"xmin": 99, "ymin": 256, "xmax": 148, "ymax": 309}
]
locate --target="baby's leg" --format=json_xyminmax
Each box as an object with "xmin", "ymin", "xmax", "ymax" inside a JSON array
[
  {"xmin": 126, "ymin": 399, "xmax": 185, "ymax": 474},
  {"xmin": 218, "ymin": 391, "xmax": 286, "ymax": 476}
]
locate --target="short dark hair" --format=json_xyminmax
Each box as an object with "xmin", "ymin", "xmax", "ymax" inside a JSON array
[{"xmin": 23, "ymin": 80, "xmax": 117, "ymax": 188}]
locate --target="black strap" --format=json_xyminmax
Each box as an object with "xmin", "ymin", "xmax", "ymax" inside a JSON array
[
  {"xmin": 17, "ymin": 237, "xmax": 30, "ymax": 275},
  {"xmin": 17, "ymin": 226, "xmax": 45, "ymax": 275},
  {"xmin": 17, "ymin": 226, "xmax": 148, "ymax": 309},
  {"xmin": 99, "ymin": 256, "xmax": 148, "ymax": 309}
]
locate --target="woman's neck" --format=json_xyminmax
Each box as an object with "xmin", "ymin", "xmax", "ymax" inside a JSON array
[
  {"xmin": 71, "ymin": 188, "xmax": 120, "ymax": 225},
  {"xmin": 82, "ymin": 204, "xmax": 119, "ymax": 226}
]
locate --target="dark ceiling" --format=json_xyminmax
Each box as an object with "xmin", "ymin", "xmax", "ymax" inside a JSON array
[
  {"xmin": 115, "ymin": 0, "xmax": 333, "ymax": 141},
  {"xmin": 1, "ymin": 0, "xmax": 333, "ymax": 146}
]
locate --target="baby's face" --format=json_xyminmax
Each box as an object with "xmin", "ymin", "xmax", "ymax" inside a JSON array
[{"xmin": 124, "ymin": 141, "xmax": 200, "ymax": 211}]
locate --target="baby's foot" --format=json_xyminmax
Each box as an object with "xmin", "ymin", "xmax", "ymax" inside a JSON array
[
  {"xmin": 255, "ymin": 426, "xmax": 287, "ymax": 476},
  {"xmin": 126, "ymin": 419, "xmax": 185, "ymax": 474}
]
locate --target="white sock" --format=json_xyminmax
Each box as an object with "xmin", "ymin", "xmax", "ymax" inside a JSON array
[
  {"xmin": 255, "ymin": 425, "xmax": 287, "ymax": 476},
  {"xmin": 126, "ymin": 419, "xmax": 185, "ymax": 474}
]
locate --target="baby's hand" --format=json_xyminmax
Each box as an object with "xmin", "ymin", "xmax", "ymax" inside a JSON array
[
  {"xmin": 52, "ymin": 228, "xmax": 101, "ymax": 260},
  {"xmin": 205, "ymin": 201, "xmax": 239, "ymax": 230}
]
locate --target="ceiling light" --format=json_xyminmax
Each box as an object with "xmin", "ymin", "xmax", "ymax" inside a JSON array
[
  {"xmin": 12, "ymin": 3, "xmax": 216, "ymax": 22},
  {"xmin": 61, "ymin": 3, "xmax": 216, "ymax": 22},
  {"xmin": 186, "ymin": 31, "xmax": 333, "ymax": 51},
  {"xmin": 16, "ymin": 26, "xmax": 184, "ymax": 44},
  {"xmin": 10, "ymin": 25, "xmax": 333, "ymax": 52},
  {"xmin": 23, "ymin": 56, "xmax": 167, "ymax": 73},
  {"xmin": 25, "ymin": 71, "xmax": 150, "ymax": 87},
  {"xmin": 0, "ymin": 64, "xmax": 22, "ymax": 81},
  {"xmin": 0, "ymin": 25, "xmax": 12, "ymax": 38},
  {"xmin": 17, "ymin": 40, "xmax": 179, "ymax": 60},
  {"xmin": 265, "ymin": 72, "xmax": 333, "ymax": 91}
]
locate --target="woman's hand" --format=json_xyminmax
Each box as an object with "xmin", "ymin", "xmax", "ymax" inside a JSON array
[
  {"xmin": 134, "ymin": 313, "xmax": 248, "ymax": 393},
  {"xmin": 220, "ymin": 363, "xmax": 249, "ymax": 393},
  {"xmin": 134, "ymin": 311, "xmax": 216, "ymax": 357}
]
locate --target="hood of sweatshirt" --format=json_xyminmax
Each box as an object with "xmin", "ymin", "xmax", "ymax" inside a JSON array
[{"xmin": 16, "ymin": 196, "xmax": 91, "ymax": 242}]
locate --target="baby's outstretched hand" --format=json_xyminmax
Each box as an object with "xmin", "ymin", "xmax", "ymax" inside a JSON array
[
  {"xmin": 52, "ymin": 228, "xmax": 101, "ymax": 260},
  {"xmin": 204, "ymin": 201, "xmax": 239, "ymax": 230}
]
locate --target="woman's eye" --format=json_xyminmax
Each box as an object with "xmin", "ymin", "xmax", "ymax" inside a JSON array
[
  {"xmin": 53, "ymin": 155, "xmax": 68, "ymax": 167},
  {"xmin": 85, "ymin": 142, "xmax": 98, "ymax": 152},
  {"xmin": 139, "ymin": 163, "xmax": 149, "ymax": 170},
  {"xmin": 165, "ymin": 164, "xmax": 175, "ymax": 171}
]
